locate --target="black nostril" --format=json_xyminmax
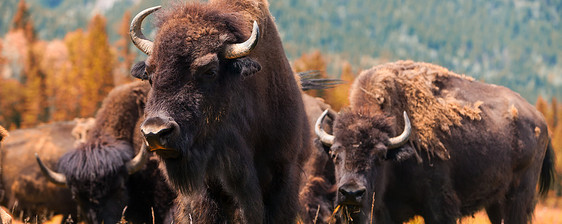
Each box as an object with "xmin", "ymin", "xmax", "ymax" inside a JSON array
[
  {"xmin": 339, "ymin": 185, "xmax": 367, "ymax": 202},
  {"xmin": 141, "ymin": 116, "xmax": 178, "ymax": 148}
]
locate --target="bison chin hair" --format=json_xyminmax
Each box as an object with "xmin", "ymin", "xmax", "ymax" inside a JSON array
[{"xmin": 159, "ymin": 139, "xmax": 216, "ymax": 195}]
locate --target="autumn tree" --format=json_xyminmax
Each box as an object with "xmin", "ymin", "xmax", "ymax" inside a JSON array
[
  {"xmin": 11, "ymin": 0, "xmax": 35, "ymax": 41},
  {"xmin": 79, "ymin": 14, "xmax": 115, "ymax": 117},
  {"xmin": 323, "ymin": 62, "xmax": 355, "ymax": 111},
  {"xmin": 114, "ymin": 11, "xmax": 137, "ymax": 85},
  {"xmin": 9, "ymin": 0, "xmax": 48, "ymax": 128}
]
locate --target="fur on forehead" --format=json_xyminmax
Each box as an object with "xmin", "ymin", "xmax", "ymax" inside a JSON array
[
  {"xmin": 155, "ymin": 2, "xmax": 248, "ymax": 45},
  {"xmin": 334, "ymin": 108, "xmax": 395, "ymax": 147}
]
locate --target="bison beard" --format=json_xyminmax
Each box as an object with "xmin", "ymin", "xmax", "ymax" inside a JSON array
[
  {"xmin": 130, "ymin": 0, "xmax": 310, "ymax": 223},
  {"xmin": 316, "ymin": 60, "xmax": 555, "ymax": 224}
]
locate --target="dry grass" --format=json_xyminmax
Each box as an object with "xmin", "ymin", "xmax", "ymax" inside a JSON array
[{"xmin": 404, "ymin": 199, "xmax": 562, "ymax": 224}]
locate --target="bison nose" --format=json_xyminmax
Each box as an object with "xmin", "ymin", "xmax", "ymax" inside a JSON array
[
  {"xmin": 338, "ymin": 184, "xmax": 366, "ymax": 204},
  {"xmin": 141, "ymin": 116, "xmax": 179, "ymax": 150}
]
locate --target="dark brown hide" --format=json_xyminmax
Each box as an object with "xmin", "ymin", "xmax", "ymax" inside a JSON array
[
  {"xmin": 1, "ymin": 121, "xmax": 78, "ymax": 222},
  {"xmin": 329, "ymin": 61, "xmax": 553, "ymax": 223},
  {"xmin": 136, "ymin": 0, "xmax": 310, "ymax": 223},
  {"xmin": 299, "ymin": 93, "xmax": 336, "ymax": 224},
  {"xmin": 44, "ymin": 81, "xmax": 175, "ymax": 224}
]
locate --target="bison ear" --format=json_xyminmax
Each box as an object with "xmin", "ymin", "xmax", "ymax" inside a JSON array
[
  {"xmin": 386, "ymin": 144, "xmax": 416, "ymax": 162},
  {"xmin": 131, "ymin": 61, "xmax": 148, "ymax": 80},
  {"xmin": 230, "ymin": 57, "xmax": 261, "ymax": 79}
]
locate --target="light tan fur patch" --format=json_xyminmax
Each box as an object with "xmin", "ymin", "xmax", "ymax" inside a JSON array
[
  {"xmin": 535, "ymin": 127, "xmax": 541, "ymax": 138},
  {"xmin": 510, "ymin": 104, "xmax": 519, "ymax": 120}
]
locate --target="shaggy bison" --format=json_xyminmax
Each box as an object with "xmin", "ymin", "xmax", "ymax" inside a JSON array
[
  {"xmin": 36, "ymin": 81, "xmax": 176, "ymax": 224},
  {"xmin": 0, "ymin": 121, "xmax": 82, "ymax": 222},
  {"xmin": 316, "ymin": 61, "xmax": 555, "ymax": 223},
  {"xmin": 129, "ymin": 0, "xmax": 315, "ymax": 222}
]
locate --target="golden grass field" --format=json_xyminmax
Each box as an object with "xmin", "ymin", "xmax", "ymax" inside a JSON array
[
  {"xmin": 8, "ymin": 198, "xmax": 562, "ymax": 223},
  {"xmin": 405, "ymin": 198, "xmax": 562, "ymax": 224}
]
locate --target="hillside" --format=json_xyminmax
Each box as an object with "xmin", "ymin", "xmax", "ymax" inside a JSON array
[{"xmin": 1, "ymin": 0, "xmax": 561, "ymax": 102}]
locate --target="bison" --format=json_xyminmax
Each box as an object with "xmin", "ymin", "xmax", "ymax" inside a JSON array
[
  {"xmin": 0, "ymin": 121, "xmax": 81, "ymax": 222},
  {"xmin": 36, "ymin": 81, "xmax": 176, "ymax": 224},
  {"xmin": 129, "ymin": 0, "xmax": 321, "ymax": 222},
  {"xmin": 315, "ymin": 61, "xmax": 555, "ymax": 223}
]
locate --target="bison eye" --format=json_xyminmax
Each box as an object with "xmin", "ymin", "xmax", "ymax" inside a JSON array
[{"xmin": 197, "ymin": 68, "xmax": 218, "ymax": 82}]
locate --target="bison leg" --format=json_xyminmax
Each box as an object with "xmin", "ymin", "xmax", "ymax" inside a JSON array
[
  {"xmin": 485, "ymin": 202, "xmax": 504, "ymax": 224},
  {"xmin": 502, "ymin": 176, "xmax": 538, "ymax": 223},
  {"xmin": 420, "ymin": 172, "xmax": 461, "ymax": 224},
  {"xmin": 262, "ymin": 164, "xmax": 300, "ymax": 223},
  {"xmin": 219, "ymin": 150, "xmax": 265, "ymax": 223}
]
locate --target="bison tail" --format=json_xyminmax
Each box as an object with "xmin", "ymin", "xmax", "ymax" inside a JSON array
[
  {"xmin": 538, "ymin": 139, "xmax": 555, "ymax": 197},
  {"xmin": 298, "ymin": 70, "xmax": 345, "ymax": 91}
]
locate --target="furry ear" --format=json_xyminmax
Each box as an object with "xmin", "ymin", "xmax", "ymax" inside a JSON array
[
  {"xmin": 230, "ymin": 57, "xmax": 261, "ymax": 79},
  {"xmin": 386, "ymin": 145, "xmax": 416, "ymax": 162},
  {"xmin": 131, "ymin": 61, "xmax": 148, "ymax": 80}
]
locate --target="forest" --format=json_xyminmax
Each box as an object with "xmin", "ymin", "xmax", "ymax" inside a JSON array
[{"xmin": 0, "ymin": 0, "xmax": 562, "ymax": 223}]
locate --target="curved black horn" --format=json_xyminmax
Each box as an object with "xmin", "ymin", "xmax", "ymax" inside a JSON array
[
  {"xmin": 387, "ymin": 111, "xmax": 412, "ymax": 149},
  {"xmin": 315, "ymin": 110, "xmax": 335, "ymax": 147},
  {"xmin": 35, "ymin": 153, "xmax": 67, "ymax": 187},
  {"xmin": 130, "ymin": 6, "xmax": 161, "ymax": 55},
  {"xmin": 126, "ymin": 144, "xmax": 149, "ymax": 175},
  {"xmin": 224, "ymin": 21, "xmax": 260, "ymax": 59}
]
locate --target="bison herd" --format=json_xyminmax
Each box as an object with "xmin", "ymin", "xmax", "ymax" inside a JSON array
[{"xmin": 0, "ymin": 0, "xmax": 555, "ymax": 223}]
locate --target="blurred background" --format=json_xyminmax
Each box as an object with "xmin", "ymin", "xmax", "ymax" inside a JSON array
[{"xmin": 0, "ymin": 0, "xmax": 561, "ymax": 223}]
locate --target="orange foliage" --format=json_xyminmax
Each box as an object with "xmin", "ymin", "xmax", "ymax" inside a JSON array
[
  {"xmin": 293, "ymin": 50, "xmax": 356, "ymax": 111},
  {"xmin": 114, "ymin": 11, "xmax": 137, "ymax": 85},
  {"xmin": 0, "ymin": 11, "xmax": 117, "ymax": 129},
  {"xmin": 323, "ymin": 62, "xmax": 354, "ymax": 111}
]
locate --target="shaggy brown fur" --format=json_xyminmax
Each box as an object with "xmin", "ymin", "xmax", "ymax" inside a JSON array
[
  {"xmin": 350, "ymin": 60, "xmax": 483, "ymax": 159},
  {"xmin": 1, "ymin": 121, "xmax": 78, "ymax": 222},
  {"xmin": 328, "ymin": 61, "xmax": 554, "ymax": 223},
  {"xmin": 299, "ymin": 93, "xmax": 336, "ymax": 224},
  {"xmin": 45, "ymin": 81, "xmax": 176, "ymax": 224},
  {"xmin": 137, "ymin": 0, "xmax": 310, "ymax": 223}
]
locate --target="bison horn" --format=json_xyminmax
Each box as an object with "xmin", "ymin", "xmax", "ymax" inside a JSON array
[
  {"xmin": 315, "ymin": 110, "xmax": 335, "ymax": 147},
  {"xmin": 126, "ymin": 144, "xmax": 149, "ymax": 175},
  {"xmin": 224, "ymin": 21, "xmax": 260, "ymax": 59},
  {"xmin": 130, "ymin": 6, "xmax": 161, "ymax": 55},
  {"xmin": 35, "ymin": 153, "xmax": 67, "ymax": 187},
  {"xmin": 387, "ymin": 111, "xmax": 412, "ymax": 149}
]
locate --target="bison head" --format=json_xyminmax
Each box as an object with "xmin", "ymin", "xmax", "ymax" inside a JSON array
[
  {"xmin": 36, "ymin": 141, "xmax": 147, "ymax": 224},
  {"xmin": 129, "ymin": 6, "xmax": 261, "ymax": 192},
  {"xmin": 315, "ymin": 109, "xmax": 413, "ymax": 223}
]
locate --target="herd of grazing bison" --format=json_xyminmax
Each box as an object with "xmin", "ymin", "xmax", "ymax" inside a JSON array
[{"xmin": 0, "ymin": 0, "xmax": 555, "ymax": 223}]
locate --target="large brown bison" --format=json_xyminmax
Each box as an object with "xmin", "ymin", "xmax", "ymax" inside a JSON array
[
  {"xmin": 316, "ymin": 61, "xmax": 555, "ymax": 223},
  {"xmin": 129, "ymin": 0, "xmax": 314, "ymax": 222},
  {"xmin": 0, "ymin": 121, "xmax": 80, "ymax": 222},
  {"xmin": 36, "ymin": 81, "xmax": 176, "ymax": 224}
]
